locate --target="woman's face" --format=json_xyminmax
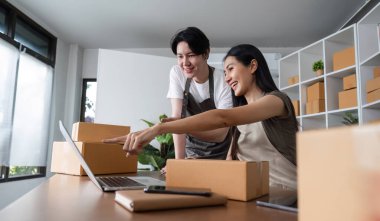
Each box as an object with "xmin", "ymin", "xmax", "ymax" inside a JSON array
[
  {"xmin": 224, "ymin": 56, "xmax": 256, "ymax": 96},
  {"xmin": 176, "ymin": 41, "xmax": 206, "ymax": 78}
]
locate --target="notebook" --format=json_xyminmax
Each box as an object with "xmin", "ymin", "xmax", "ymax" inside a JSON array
[
  {"xmin": 115, "ymin": 190, "xmax": 227, "ymax": 212},
  {"xmin": 58, "ymin": 120, "xmax": 165, "ymax": 192}
]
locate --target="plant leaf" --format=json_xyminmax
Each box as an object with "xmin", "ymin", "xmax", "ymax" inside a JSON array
[{"xmin": 141, "ymin": 119, "xmax": 154, "ymax": 127}]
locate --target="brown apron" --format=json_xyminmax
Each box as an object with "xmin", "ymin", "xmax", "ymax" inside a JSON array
[{"xmin": 181, "ymin": 66, "xmax": 232, "ymax": 159}]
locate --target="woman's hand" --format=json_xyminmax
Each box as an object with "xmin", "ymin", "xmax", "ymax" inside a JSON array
[
  {"xmin": 103, "ymin": 125, "xmax": 159, "ymax": 156},
  {"xmin": 122, "ymin": 125, "xmax": 159, "ymax": 155},
  {"xmin": 160, "ymin": 117, "xmax": 179, "ymax": 123}
]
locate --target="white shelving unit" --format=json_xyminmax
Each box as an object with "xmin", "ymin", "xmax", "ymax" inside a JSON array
[
  {"xmin": 279, "ymin": 3, "xmax": 380, "ymax": 131},
  {"xmin": 358, "ymin": 3, "xmax": 380, "ymax": 124}
]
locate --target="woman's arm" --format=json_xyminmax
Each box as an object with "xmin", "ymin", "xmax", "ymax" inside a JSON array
[{"xmin": 123, "ymin": 94, "xmax": 285, "ymax": 154}]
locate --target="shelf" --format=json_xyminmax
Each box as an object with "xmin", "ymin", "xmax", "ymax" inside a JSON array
[
  {"xmin": 358, "ymin": 3, "xmax": 380, "ymax": 63},
  {"xmin": 363, "ymin": 99, "xmax": 380, "ymax": 109},
  {"xmin": 360, "ymin": 52, "xmax": 380, "ymax": 66},
  {"xmin": 328, "ymin": 110, "xmax": 358, "ymax": 128},
  {"xmin": 325, "ymin": 65, "xmax": 356, "ymax": 78}
]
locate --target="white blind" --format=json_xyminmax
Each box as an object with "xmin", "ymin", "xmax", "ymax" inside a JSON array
[
  {"xmin": 0, "ymin": 38, "xmax": 53, "ymax": 166},
  {"xmin": 0, "ymin": 39, "xmax": 19, "ymax": 165}
]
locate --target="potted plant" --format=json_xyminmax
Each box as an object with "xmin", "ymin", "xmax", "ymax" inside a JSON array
[
  {"xmin": 342, "ymin": 112, "xmax": 358, "ymax": 126},
  {"xmin": 138, "ymin": 114, "xmax": 175, "ymax": 170},
  {"xmin": 312, "ymin": 60, "xmax": 324, "ymax": 76}
]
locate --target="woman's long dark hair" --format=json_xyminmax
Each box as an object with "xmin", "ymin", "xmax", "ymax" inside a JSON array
[{"xmin": 223, "ymin": 44, "xmax": 279, "ymax": 108}]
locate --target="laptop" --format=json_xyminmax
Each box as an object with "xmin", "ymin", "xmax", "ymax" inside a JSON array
[
  {"xmin": 58, "ymin": 120, "xmax": 165, "ymax": 192},
  {"xmin": 255, "ymin": 188, "xmax": 298, "ymax": 213}
]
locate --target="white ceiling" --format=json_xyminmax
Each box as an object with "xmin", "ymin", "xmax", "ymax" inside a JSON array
[{"xmin": 8, "ymin": 0, "xmax": 367, "ymax": 50}]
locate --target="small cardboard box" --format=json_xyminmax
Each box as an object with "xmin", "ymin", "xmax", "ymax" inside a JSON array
[
  {"xmin": 338, "ymin": 88, "xmax": 357, "ymax": 109},
  {"xmin": 374, "ymin": 66, "xmax": 380, "ymax": 78},
  {"xmin": 306, "ymin": 99, "xmax": 325, "ymax": 114},
  {"xmin": 307, "ymin": 82, "xmax": 325, "ymax": 102},
  {"xmin": 287, "ymin": 75, "xmax": 299, "ymax": 86},
  {"xmin": 342, "ymin": 74, "xmax": 356, "ymax": 90},
  {"xmin": 292, "ymin": 100, "xmax": 300, "ymax": 116},
  {"xmin": 51, "ymin": 141, "xmax": 137, "ymax": 176},
  {"xmin": 366, "ymin": 77, "xmax": 380, "ymax": 93},
  {"xmin": 297, "ymin": 124, "xmax": 380, "ymax": 221},
  {"xmin": 72, "ymin": 122, "xmax": 130, "ymax": 142},
  {"xmin": 367, "ymin": 88, "xmax": 380, "ymax": 103},
  {"xmin": 166, "ymin": 159, "xmax": 269, "ymax": 201},
  {"xmin": 333, "ymin": 47, "xmax": 355, "ymax": 71}
]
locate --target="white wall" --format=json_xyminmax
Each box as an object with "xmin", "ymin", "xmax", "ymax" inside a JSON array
[
  {"xmin": 95, "ymin": 50, "xmax": 175, "ymax": 131},
  {"xmin": 82, "ymin": 49, "xmax": 99, "ymax": 79}
]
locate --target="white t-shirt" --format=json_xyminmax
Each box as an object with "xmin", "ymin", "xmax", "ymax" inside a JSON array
[{"xmin": 166, "ymin": 65, "xmax": 232, "ymax": 110}]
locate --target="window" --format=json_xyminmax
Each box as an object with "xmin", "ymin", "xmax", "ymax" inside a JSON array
[
  {"xmin": 80, "ymin": 79, "xmax": 97, "ymax": 123},
  {"xmin": 0, "ymin": 1, "xmax": 56, "ymax": 183},
  {"xmin": 0, "ymin": 7, "xmax": 5, "ymax": 34}
]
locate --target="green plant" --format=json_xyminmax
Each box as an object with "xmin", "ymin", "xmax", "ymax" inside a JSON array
[
  {"xmin": 342, "ymin": 112, "xmax": 358, "ymax": 125},
  {"xmin": 312, "ymin": 60, "xmax": 324, "ymax": 72},
  {"xmin": 138, "ymin": 114, "xmax": 175, "ymax": 170}
]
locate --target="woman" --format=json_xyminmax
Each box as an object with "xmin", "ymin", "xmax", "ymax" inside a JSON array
[
  {"xmin": 116, "ymin": 44, "xmax": 298, "ymax": 190},
  {"xmin": 164, "ymin": 27, "xmax": 233, "ymax": 159}
]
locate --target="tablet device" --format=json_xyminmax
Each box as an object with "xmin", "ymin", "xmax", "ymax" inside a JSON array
[{"xmin": 255, "ymin": 189, "xmax": 298, "ymax": 213}]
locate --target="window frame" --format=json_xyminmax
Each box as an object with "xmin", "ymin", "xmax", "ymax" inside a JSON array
[{"xmin": 0, "ymin": 1, "xmax": 57, "ymax": 183}]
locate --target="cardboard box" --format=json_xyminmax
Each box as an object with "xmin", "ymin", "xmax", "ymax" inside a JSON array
[
  {"xmin": 342, "ymin": 74, "xmax": 356, "ymax": 90},
  {"xmin": 292, "ymin": 100, "xmax": 300, "ymax": 116},
  {"xmin": 51, "ymin": 141, "xmax": 137, "ymax": 176},
  {"xmin": 166, "ymin": 159, "xmax": 269, "ymax": 201},
  {"xmin": 72, "ymin": 122, "xmax": 130, "ymax": 142},
  {"xmin": 306, "ymin": 99, "xmax": 325, "ymax": 114},
  {"xmin": 374, "ymin": 66, "xmax": 380, "ymax": 78},
  {"xmin": 333, "ymin": 47, "xmax": 355, "ymax": 71},
  {"xmin": 287, "ymin": 75, "xmax": 299, "ymax": 86},
  {"xmin": 297, "ymin": 124, "xmax": 380, "ymax": 221},
  {"xmin": 366, "ymin": 77, "xmax": 380, "ymax": 93},
  {"xmin": 338, "ymin": 88, "xmax": 357, "ymax": 109},
  {"xmin": 367, "ymin": 88, "xmax": 380, "ymax": 103},
  {"xmin": 307, "ymin": 82, "xmax": 324, "ymax": 102}
]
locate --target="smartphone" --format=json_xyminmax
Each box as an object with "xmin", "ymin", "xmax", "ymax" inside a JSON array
[{"xmin": 144, "ymin": 185, "xmax": 212, "ymax": 197}]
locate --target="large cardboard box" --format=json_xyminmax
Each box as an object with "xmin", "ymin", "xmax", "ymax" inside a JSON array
[
  {"xmin": 72, "ymin": 122, "xmax": 130, "ymax": 142},
  {"xmin": 367, "ymin": 88, "xmax": 380, "ymax": 103},
  {"xmin": 51, "ymin": 142, "xmax": 137, "ymax": 176},
  {"xmin": 333, "ymin": 47, "xmax": 355, "ymax": 71},
  {"xmin": 342, "ymin": 74, "xmax": 356, "ymax": 90},
  {"xmin": 306, "ymin": 99, "xmax": 325, "ymax": 114},
  {"xmin": 374, "ymin": 66, "xmax": 380, "ymax": 78},
  {"xmin": 338, "ymin": 88, "xmax": 357, "ymax": 109},
  {"xmin": 307, "ymin": 82, "xmax": 325, "ymax": 102},
  {"xmin": 297, "ymin": 124, "xmax": 380, "ymax": 221},
  {"xmin": 366, "ymin": 77, "xmax": 380, "ymax": 93},
  {"xmin": 292, "ymin": 100, "xmax": 300, "ymax": 116},
  {"xmin": 166, "ymin": 159, "xmax": 269, "ymax": 201}
]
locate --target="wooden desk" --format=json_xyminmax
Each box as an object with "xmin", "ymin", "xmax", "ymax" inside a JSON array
[{"xmin": 0, "ymin": 172, "xmax": 297, "ymax": 221}]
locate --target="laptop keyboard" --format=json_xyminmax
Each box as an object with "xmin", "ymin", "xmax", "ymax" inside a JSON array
[{"xmin": 98, "ymin": 176, "xmax": 145, "ymax": 187}]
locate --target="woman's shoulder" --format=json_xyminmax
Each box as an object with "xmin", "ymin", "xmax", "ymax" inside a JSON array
[{"xmin": 267, "ymin": 90, "xmax": 290, "ymax": 102}]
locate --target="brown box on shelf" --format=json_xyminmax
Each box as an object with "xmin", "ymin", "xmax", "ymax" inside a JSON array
[
  {"xmin": 333, "ymin": 47, "xmax": 355, "ymax": 71},
  {"xmin": 338, "ymin": 88, "xmax": 357, "ymax": 109},
  {"xmin": 374, "ymin": 66, "xmax": 380, "ymax": 78},
  {"xmin": 51, "ymin": 141, "xmax": 137, "ymax": 176},
  {"xmin": 287, "ymin": 75, "xmax": 299, "ymax": 86},
  {"xmin": 342, "ymin": 74, "xmax": 356, "ymax": 90},
  {"xmin": 306, "ymin": 99, "xmax": 325, "ymax": 114},
  {"xmin": 366, "ymin": 77, "xmax": 380, "ymax": 93},
  {"xmin": 72, "ymin": 122, "xmax": 130, "ymax": 142},
  {"xmin": 307, "ymin": 82, "xmax": 325, "ymax": 102},
  {"xmin": 292, "ymin": 100, "xmax": 300, "ymax": 116},
  {"xmin": 367, "ymin": 88, "xmax": 380, "ymax": 103},
  {"xmin": 166, "ymin": 159, "xmax": 269, "ymax": 201},
  {"xmin": 297, "ymin": 124, "xmax": 380, "ymax": 221}
]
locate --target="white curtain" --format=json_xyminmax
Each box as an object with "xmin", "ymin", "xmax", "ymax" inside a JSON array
[
  {"xmin": 0, "ymin": 39, "xmax": 19, "ymax": 165},
  {"xmin": 0, "ymin": 38, "xmax": 53, "ymax": 166}
]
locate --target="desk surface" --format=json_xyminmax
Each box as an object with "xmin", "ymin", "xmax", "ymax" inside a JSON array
[{"xmin": 0, "ymin": 172, "xmax": 297, "ymax": 221}]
